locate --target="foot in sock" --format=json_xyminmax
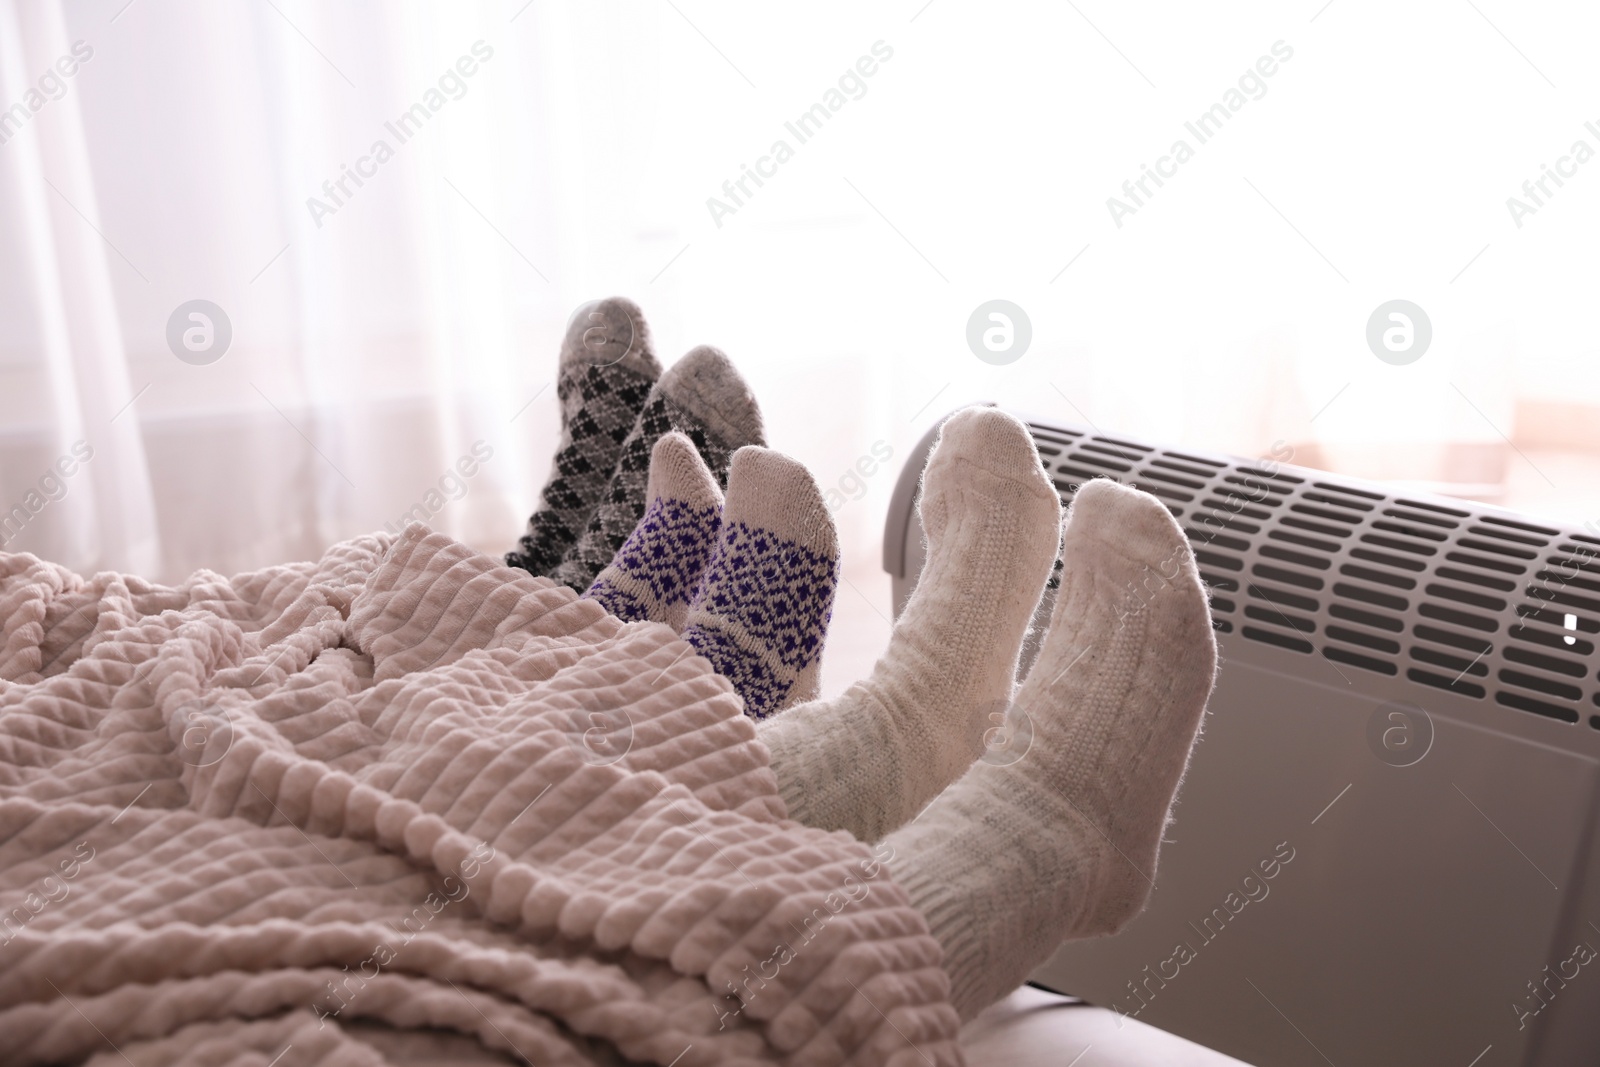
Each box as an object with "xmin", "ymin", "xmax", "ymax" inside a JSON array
[
  {"xmin": 548, "ymin": 345, "xmax": 764, "ymax": 592},
  {"xmin": 682, "ymin": 446, "xmax": 839, "ymax": 719},
  {"xmin": 884, "ymin": 477, "xmax": 1217, "ymax": 1020},
  {"xmin": 583, "ymin": 431, "xmax": 724, "ymax": 631},
  {"xmin": 506, "ymin": 298, "xmax": 660, "ymax": 575},
  {"xmin": 756, "ymin": 406, "xmax": 1062, "ymax": 841}
]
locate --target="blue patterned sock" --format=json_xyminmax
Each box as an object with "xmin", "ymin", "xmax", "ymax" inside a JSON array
[
  {"xmin": 682, "ymin": 446, "xmax": 840, "ymax": 719},
  {"xmin": 584, "ymin": 432, "xmax": 723, "ymax": 631}
]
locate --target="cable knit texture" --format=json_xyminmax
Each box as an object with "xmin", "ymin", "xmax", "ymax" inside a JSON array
[
  {"xmin": 885, "ymin": 479, "xmax": 1217, "ymax": 1020},
  {"xmin": 0, "ymin": 527, "xmax": 961, "ymax": 1067},
  {"xmin": 756, "ymin": 408, "xmax": 1060, "ymax": 841}
]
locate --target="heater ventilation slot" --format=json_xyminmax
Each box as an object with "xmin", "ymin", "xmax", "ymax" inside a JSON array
[
  {"xmin": 1080, "ymin": 442, "xmax": 1146, "ymax": 464},
  {"xmin": 1410, "ymin": 645, "xmax": 1488, "ymax": 676},
  {"xmin": 1435, "ymin": 566, "xmax": 1515, "ymax": 593},
  {"xmin": 1457, "ymin": 537, "xmax": 1538, "ymax": 561},
  {"xmin": 1496, "ymin": 690, "xmax": 1579, "ymax": 724},
  {"xmin": 1324, "ymin": 646, "xmax": 1398, "ymax": 676},
  {"xmin": 1445, "ymin": 550, "xmax": 1527, "ymax": 576},
  {"xmin": 1350, "ymin": 547, "xmax": 1428, "ymax": 573},
  {"xmin": 1383, "ymin": 506, "xmax": 1461, "ymax": 530},
  {"xmin": 1195, "ymin": 550, "xmax": 1243, "ymax": 573},
  {"xmin": 1510, "ymin": 623, "xmax": 1594, "ymax": 656},
  {"xmin": 1329, "ymin": 603, "xmax": 1404, "ymax": 632},
  {"xmin": 1409, "ymin": 668, "xmax": 1487, "ymax": 699},
  {"xmin": 1281, "ymin": 515, "xmax": 1350, "ymax": 539},
  {"xmin": 1259, "ymin": 544, "xmax": 1332, "ymax": 571},
  {"xmin": 1252, "ymin": 564, "xmax": 1323, "ymax": 592},
  {"xmin": 1207, "ymin": 495, "xmax": 1274, "ymax": 520},
  {"xmin": 1242, "ymin": 626, "xmax": 1314, "ymax": 654},
  {"xmin": 1503, "ymin": 645, "xmax": 1587, "ymax": 677},
  {"xmin": 1269, "ymin": 529, "xmax": 1340, "ymax": 553},
  {"xmin": 1479, "ymin": 515, "xmax": 1558, "ymax": 537},
  {"xmin": 1325, "ymin": 626, "xmax": 1400, "ymax": 654}
]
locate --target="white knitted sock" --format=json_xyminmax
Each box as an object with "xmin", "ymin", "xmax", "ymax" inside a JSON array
[
  {"xmin": 756, "ymin": 406, "xmax": 1061, "ymax": 842},
  {"xmin": 884, "ymin": 478, "xmax": 1218, "ymax": 1021}
]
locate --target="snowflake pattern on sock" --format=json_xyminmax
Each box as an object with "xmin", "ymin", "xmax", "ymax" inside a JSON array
[
  {"xmin": 684, "ymin": 625, "xmax": 789, "ymax": 718},
  {"xmin": 683, "ymin": 520, "xmax": 839, "ymax": 719},
  {"xmin": 584, "ymin": 497, "xmax": 722, "ymax": 624},
  {"xmin": 507, "ymin": 363, "xmax": 657, "ymax": 576}
]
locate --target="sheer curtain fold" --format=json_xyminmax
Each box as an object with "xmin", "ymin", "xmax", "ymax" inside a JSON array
[
  {"xmin": 0, "ymin": 0, "xmax": 559, "ymax": 581},
  {"xmin": 2, "ymin": 0, "xmax": 158, "ymax": 573}
]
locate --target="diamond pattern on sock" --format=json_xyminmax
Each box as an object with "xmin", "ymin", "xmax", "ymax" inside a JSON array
[{"xmin": 507, "ymin": 354, "xmax": 658, "ymax": 577}]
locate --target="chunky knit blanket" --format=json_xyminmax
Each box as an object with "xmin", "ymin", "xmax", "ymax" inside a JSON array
[{"xmin": 0, "ymin": 527, "xmax": 961, "ymax": 1067}]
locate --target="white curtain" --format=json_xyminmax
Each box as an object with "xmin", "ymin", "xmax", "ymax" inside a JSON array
[
  {"xmin": 1, "ymin": 0, "xmax": 157, "ymax": 572},
  {"xmin": 3, "ymin": 0, "xmax": 1598, "ymax": 589},
  {"xmin": 0, "ymin": 0, "xmax": 586, "ymax": 579}
]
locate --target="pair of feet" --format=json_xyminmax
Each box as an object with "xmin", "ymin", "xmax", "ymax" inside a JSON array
[
  {"xmin": 586, "ymin": 432, "xmax": 841, "ymax": 718},
  {"xmin": 505, "ymin": 298, "xmax": 767, "ymax": 594},
  {"xmin": 757, "ymin": 407, "xmax": 1218, "ymax": 1020},
  {"xmin": 507, "ymin": 296, "xmax": 847, "ymax": 718}
]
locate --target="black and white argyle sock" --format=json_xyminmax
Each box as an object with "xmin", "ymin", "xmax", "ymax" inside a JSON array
[{"xmin": 506, "ymin": 298, "xmax": 660, "ymax": 576}]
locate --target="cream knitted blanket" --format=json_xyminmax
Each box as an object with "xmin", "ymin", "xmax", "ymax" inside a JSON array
[{"xmin": 0, "ymin": 527, "xmax": 961, "ymax": 1067}]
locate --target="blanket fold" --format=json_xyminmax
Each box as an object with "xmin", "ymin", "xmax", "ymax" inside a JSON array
[{"xmin": 0, "ymin": 527, "xmax": 962, "ymax": 1067}]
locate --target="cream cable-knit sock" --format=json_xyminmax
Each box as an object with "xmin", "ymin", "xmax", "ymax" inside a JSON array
[
  {"xmin": 584, "ymin": 431, "xmax": 724, "ymax": 632},
  {"xmin": 884, "ymin": 478, "xmax": 1218, "ymax": 1020},
  {"xmin": 756, "ymin": 406, "xmax": 1061, "ymax": 842}
]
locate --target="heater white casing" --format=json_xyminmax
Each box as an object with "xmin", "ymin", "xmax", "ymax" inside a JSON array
[{"xmin": 883, "ymin": 411, "xmax": 1600, "ymax": 1067}]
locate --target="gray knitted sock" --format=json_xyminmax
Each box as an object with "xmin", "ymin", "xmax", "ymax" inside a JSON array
[
  {"xmin": 506, "ymin": 298, "xmax": 660, "ymax": 576},
  {"xmin": 885, "ymin": 478, "xmax": 1218, "ymax": 1020},
  {"xmin": 548, "ymin": 345, "xmax": 764, "ymax": 591},
  {"xmin": 755, "ymin": 407, "xmax": 1062, "ymax": 841}
]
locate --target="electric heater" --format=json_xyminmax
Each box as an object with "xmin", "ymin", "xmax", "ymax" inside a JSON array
[{"xmin": 884, "ymin": 411, "xmax": 1600, "ymax": 1067}]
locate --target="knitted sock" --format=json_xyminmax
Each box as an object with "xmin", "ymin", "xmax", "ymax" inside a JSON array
[
  {"xmin": 682, "ymin": 446, "xmax": 840, "ymax": 719},
  {"xmin": 755, "ymin": 407, "xmax": 1061, "ymax": 841},
  {"xmin": 506, "ymin": 297, "xmax": 660, "ymax": 576},
  {"xmin": 884, "ymin": 478, "xmax": 1217, "ymax": 1020},
  {"xmin": 583, "ymin": 431, "xmax": 724, "ymax": 631},
  {"xmin": 548, "ymin": 345, "xmax": 764, "ymax": 592}
]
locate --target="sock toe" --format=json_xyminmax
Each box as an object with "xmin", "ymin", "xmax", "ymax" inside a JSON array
[
  {"xmin": 560, "ymin": 296, "xmax": 659, "ymax": 377},
  {"xmin": 647, "ymin": 431, "xmax": 724, "ymax": 511},
  {"xmin": 923, "ymin": 406, "xmax": 1057, "ymax": 507},
  {"xmin": 722, "ymin": 446, "xmax": 839, "ymax": 560},
  {"xmin": 1065, "ymin": 478, "xmax": 1190, "ymax": 573},
  {"xmin": 660, "ymin": 345, "xmax": 767, "ymax": 451}
]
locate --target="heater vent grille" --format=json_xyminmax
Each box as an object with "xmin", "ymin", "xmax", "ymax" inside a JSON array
[{"xmin": 1026, "ymin": 421, "xmax": 1600, "ymax": 732}]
